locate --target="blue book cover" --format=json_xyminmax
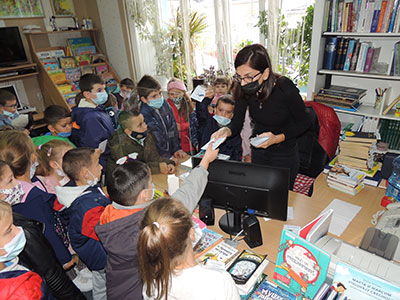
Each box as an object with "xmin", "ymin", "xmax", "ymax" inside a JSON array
[
  {"xmin": 343, "ymin": 39, "xmax": 355, "ymax": 71},
  {"xmin": 249, "ymin": 279, "xmax": 296, "ymax": 300},
  {"xmin": 332, "ymin": 263, "xmax": 400, "ymax": 300},
  {"xmin": 370, "ymin": 9, "xmax": 381, "ymax": 32},
  {"xmin": 388, "ymin": 0, "xmax": 399, "ymax": 32},
  {"xmin": 273, "ymin": 230, "xmax": 331, "ymax": 300},
  {"xmin": 323, "ymin": 37, "xmax": 338, "ymax": 70}
]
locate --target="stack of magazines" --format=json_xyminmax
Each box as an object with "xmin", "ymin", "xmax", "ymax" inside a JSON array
[{"xmin": 313, "ymin": 85, "xmax": 366, "ymax": 111}]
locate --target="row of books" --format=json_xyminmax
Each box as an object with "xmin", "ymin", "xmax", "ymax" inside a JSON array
[
  {"xmin": 324, "ymin": 0, "xmax": 400, "ymax": 33},
  {"xmin": 393, "ymin": 41, "xmax": 400, "ymax": 75},
  {"xmin": 339, "ymin": 131, "xmax": 376, "ymax": 168},
  {"xmin": 379, "ymin": 119, "xmax": 400, "ymax": 149},
  {"xmin": 313, "ymin": 85, "xmax": 366, "ymax": 110},
  {"xmin": 323, "ymin": 37, "xmax": 384, "ymax": 73}
]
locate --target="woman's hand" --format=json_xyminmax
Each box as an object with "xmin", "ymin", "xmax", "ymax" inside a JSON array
[
  {"xmin": 205, "ymin": 85, "xmax": 214, "ymax": 99},
  {"xmin": 211, "ymin": 127, "xmax": 232, "ymax": 141},
  {"xmin": 253, "ymin": 132, "xmax": 285, "ymax": 149}
]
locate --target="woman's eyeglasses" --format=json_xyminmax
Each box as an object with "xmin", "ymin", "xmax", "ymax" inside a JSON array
[{"xmin": 232, "ymin": 72, "xmax": 261, "ymax": 84}]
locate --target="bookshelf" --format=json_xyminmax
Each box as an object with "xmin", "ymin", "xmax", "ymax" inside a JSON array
[
  {"xmin": 308, "ymin": 0, "xmax": 400, "ymax": 151},
  {"xmin": 24, "ymin": 29, "xmax": 120, "ymax": 111}
]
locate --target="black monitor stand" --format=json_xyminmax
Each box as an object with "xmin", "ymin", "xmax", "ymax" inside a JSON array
[{"xmin": 219, "ymin": 210, "xmax": 244, "ymax": 236}]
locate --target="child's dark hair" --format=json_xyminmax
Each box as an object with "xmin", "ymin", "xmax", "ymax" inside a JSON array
[
  {"xmin": 44, "ymin": 105, "xmax": 71, "ymax": 125},
  {"xmin": 62, "ymin": 147, "xmax": 96, "ymax": 181},
  {"xmin": 214, "ymin": 76, "xmax": 229, "ymax": 86},
  {"xmin": 0, "ymin": 90, "xmax": 16, "ymax": 106},
  {"xmin": 216, "ymin": 94, "xmax": 235, "ymax": 107},
  {"xmin": 120, "ymin": 78, "xmax": 135, "ymax": 89},
  {"xmin": 138, "ymin": 197, "xmax": 193, "ymax": 300},
  {"xmin": 36, "ymin": 140, "xmax": 72, "ymax": 177},
  {"xmin": 137, "ymin": 75, "xmax": 161, "ymax": 99},
  {"xmin": 123, "ymin": 91, "xmax": 140, "ymax": 113},
  {"xmin": 0, "ymin": 130, "xmax": 35, "ymax": 177},
  {"xmin": 107, "ymin": 160, "xmax": 150, "ymax": 206},
  {"xmin": 118, "ymin": 111, "xmax": 141, "ymax": 131},
  {"xmin": 79, "ymin": 74, "xmax": 104, "ymax": 93}
]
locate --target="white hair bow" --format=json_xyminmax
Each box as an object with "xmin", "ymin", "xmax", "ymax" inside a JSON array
[{"xmin": 116, "ymin": 152, "xmax": 139, "ymax": 165}]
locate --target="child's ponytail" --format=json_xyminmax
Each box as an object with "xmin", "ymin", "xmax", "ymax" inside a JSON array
[{"xmin": 138, "ymin": 197, "xmax": 193, "ymax": 300}]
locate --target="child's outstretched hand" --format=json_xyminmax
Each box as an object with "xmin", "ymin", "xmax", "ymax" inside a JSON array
[{"xmin": 199, "ymin": 142, "xmax": 219, "ymax": 170}]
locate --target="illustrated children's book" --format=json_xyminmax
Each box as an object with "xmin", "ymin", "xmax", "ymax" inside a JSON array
[
  {"xmin": 193, "ymin": 228, "xmax": 223, "ymax": 258},
  {"xmin": 273, "ymin": 229, "xmax": 330, "ymax": 300},
  {"xmin": 249, "ymin": 278, "xmax": 296, "ymax": 300},
  {"xmin": 197, "ymin": 240, "xmax": 238, "ymax": 267},
  {"xmin": 332, "ymin": 262, "xmax": 400, "ymax": 300},
  {"xmin": 327, "ymin": 164, "xmax": 366, "ymax": 187}
]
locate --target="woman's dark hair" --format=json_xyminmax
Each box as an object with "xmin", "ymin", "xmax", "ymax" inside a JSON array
[
  {"xmin": 138, "ymin": 197, "xmax": 193, "ymax": 300},
  {"xmin": 233, "ymin": 44, "xmax": 280, "ymax": 104}
]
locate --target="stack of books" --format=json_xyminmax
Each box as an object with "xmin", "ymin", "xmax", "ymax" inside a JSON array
[
  {"xmin": 324, "ymin": 0, "xmax": 400, "ymax": 33},
  {"xmin": 338, "ymin": 131, "xmax": 377, "ymax": 169},
  {"xmin": 327, "ymin": 163, "xmax": 366, "ymax": 195},
  {"xmin": 313, "ymin": 85, "xmax": 366, "ymax": 111}
]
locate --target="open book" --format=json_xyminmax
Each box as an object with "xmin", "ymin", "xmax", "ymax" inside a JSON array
[{"xmin": 299, "ymin": 209, "xmax": 333, "ymax": 244}]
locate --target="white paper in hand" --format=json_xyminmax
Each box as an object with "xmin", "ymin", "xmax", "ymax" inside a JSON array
[
  {"xmin": 98, "ymin": 139, "xmax": 108, "ymax": 153},
  {"xmin": 201, "ymin": 137, "xmax": 226, "ymax": 151},
  {"xmin": 191, "ymin": 85, "xmax": 206, "ymax": 102},
  {"xmin": 250, "ymin": 136, "xmax": 270, "ymax": 147}
]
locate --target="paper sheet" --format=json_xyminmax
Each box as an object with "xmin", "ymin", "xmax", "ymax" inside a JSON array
[
  {"xmin": 98, "ymin": 139, "xmax": 108, "ymax": 154},
  {"xmin": 167, "ymin": 175, "xmax": 180, "ymax": 195},
  {"xmin": 191, "ymin": 85, "xmax": 206, "ymax": 102},
  {"xmin": 322, "ymin": 198, "xmax": 362, "ymax": 236}
]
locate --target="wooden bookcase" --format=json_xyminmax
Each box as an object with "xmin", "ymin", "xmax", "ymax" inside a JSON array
[
  {"xmin": 308, "ymin": 1, "xmax": 400, "ymax": 152},
  {"xmin": 24, "ymin": 29, "xmax": 120, "ymax": 111}
]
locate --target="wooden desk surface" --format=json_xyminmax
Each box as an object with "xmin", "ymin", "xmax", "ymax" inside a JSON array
[{"xmin": 153, "ymin": 169, "xmax": 386, "ymax": 278}]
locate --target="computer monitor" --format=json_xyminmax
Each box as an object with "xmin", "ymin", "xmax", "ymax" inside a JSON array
[
  {"xmin": 193, "ymin": 158, "xmax": 289, "ymax": 235},
  {"xmin": 0, "ymin": 27, "xmax": 28, "ymax": 67}
]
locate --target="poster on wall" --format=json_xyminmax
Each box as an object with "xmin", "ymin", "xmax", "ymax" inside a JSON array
[
  {"xmin": 51, "ymin": 0, "xmax": 75, "ymax": 17},
  {"xmin": 0, "ymin": 0, "xmax": 44, "ymax": 18}
]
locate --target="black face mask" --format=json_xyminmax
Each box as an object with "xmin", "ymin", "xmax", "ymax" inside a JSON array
[
  {"xmin": 130, "ymin": 130, "xmax": 148, "ymax": 140},
  {"xmin": 241, "ymin": 80, "xmax": 261, "ymax": 95}
]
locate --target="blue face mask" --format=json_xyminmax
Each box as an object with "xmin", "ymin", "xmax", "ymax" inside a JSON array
[
  {"xmin": 0, "ymin": 227, "xmax": 26, "ymax": 262},
  {"xmin": 148, "ymin": 97, "xmax": 164, "ymax": 109},
  {"xmin": 3, "ymin": 110, "xmax": 19, "ymax": 120},
  {"xmin": 93, "ymin": 92, "xmax": 108, "ymax": 105},
  {"xmin": 213, "ymin": 114, "xmax": 231, "ymax": 126},
  {"xmin": 58, "ymin": 131, "xmax": 71, "ymax": 138}
]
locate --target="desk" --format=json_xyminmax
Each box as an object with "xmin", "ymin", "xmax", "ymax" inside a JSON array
[{"xmin": 153, "ymin": 170, "xmax": 386, "ymax": 278}]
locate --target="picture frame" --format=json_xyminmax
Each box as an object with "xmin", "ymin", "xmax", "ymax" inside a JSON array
[
  {"xmin": 0, "ymin": 0, "xmax": 44, "ymax": 18},
  {"xmin": 51, "ymin": 0, "xmax": 75, "ymax": 17}
]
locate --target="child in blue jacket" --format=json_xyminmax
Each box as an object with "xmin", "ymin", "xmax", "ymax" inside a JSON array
[
  {"xmin": 56, "ymin": 147, "xmax": 110, "ymax": 300},
  {"xmin": 137, "ymin": 75, "xmax": 188, "ymax": 160},
  {"xmin": 198, "ymin": 95, "xmax": 242, "ymax": 161},
  {"xmin": 71, "ymin": 74, "xmax": 115, "ymax": 171}
]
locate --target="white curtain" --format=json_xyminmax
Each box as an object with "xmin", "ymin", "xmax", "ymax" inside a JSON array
[
  {"xmin": 179, "ymin": 0, "xmax": 193, "ymax": 90},
  {"xmin": 214, "ymin": 0, "xmax": 233, "ymax": 72},
  {"xmin": 267, "ymin": 0, "xmax": 279, "ymax": 72}
]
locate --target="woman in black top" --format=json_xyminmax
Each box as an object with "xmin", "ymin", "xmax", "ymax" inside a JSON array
[{"xmin": 212, "ymin": 44, "xmax": 310, "ymax": 189}]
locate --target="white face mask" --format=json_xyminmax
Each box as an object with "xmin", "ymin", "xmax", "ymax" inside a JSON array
[
  {"xmin": 0, "ymin": 183, "xmax": 25, "ymax": 206},
  {"xmin": 30, "ymin": 161, "xmax": 39, "ymax": 179},
  {"xmin": 87, "ymin": 169, "xmax": 99, "ymax": 187},
  {"xmin": 54, "ymin": 162, "xmax": 67, "ymax": 178}
]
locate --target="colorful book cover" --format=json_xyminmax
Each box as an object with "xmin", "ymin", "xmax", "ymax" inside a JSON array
[
  {"xmin": 48, "ymin": 69, "xmax": 67, "ymax": 85},
  {"xmin": 75, "ymin": 54, "xmax": 91, "ymax": 66},
  {"xmin": 249, "ymin": 279, "xmax": 296, "ymax": 300},
  {"xmin": 197, "ymin": 240, "xmax": 238, "ymax": 267},
  {"xmin": 58, "ymin": 56, "xmax": 76, "ymax": 69},
  {"xmin": 328, "ymin": 163, "xmax": 366, "ymax": 186},
  {"xmin": 75, "ymin": 45, "xmax": 96, "ymax": 56},
  {"xmin": 57, "ymin": 84, "xmax": 73, "ymax": 95},
  {"xmin": 193, "ymin": 228, "xmax": 223, "ymax": 258},
  {"xmin": 42, "ymin": 58, "xmax": 60, "ymax": 71},
  {"xmin": 65, "ymin": 67, "xmax": 81, "ymax": 83},
  {"xmin": 273, "ymin": 230, "xmax": 331, "ymax": 300},
  {"xmin": 81, "ymin": 66, "xmax": 94, "ymax": 75},
  {"xmin": 95, "ymin": 64, "xmax": 108, "ymax": 74},
  {"xmin": 333, "ymin": 262, "xmax": 400, "ymax": 300}
]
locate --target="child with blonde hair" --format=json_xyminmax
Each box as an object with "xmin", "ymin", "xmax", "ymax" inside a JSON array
[{"xmin": 36, "ymin": 140, "xmax": 73, "ymax": 194}]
